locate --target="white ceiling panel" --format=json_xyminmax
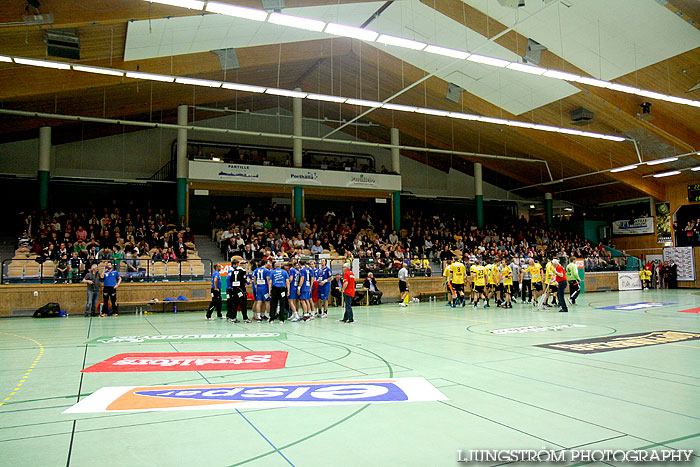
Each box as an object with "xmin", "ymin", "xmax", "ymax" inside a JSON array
[{"xmin": 461, "ymin": 0, "xmax": 700, "ymax": 81}]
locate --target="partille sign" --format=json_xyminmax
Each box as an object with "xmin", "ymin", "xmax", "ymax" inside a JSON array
[
  {"xmin": 536, "ymin": 330, "xmax": 700, "ymax": 354},
  {"xmin": 82, "ymin": 352, "xmax": 288, "ymax": 372}
]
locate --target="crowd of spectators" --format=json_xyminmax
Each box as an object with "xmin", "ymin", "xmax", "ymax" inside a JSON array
[
  {"xmin": 15, "ymin": 201, "xmax": 197, "ymax": 282},
  {"xmin": 212, "ymin": 203, "xmax": 610, "ymax": 278}
]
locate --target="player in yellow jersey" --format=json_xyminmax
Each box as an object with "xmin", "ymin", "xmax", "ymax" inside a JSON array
[
  {"xmin": 542, "ymin": 259, "xmax": 558, "ymax": 308},
  {"xmin": 472, "ymin": 261, "xmax": 489, "ymax": 309},
  {"xmin": 498, "ymin": 258, "xmax": 513, "ymax": 309},
  {"xmin": 469, "ymin": 260, "xmax": 479, "ymax": 304},
  {"xmin": 523, "ymin": 259, "xmax": 543, "ymax": 308},
  {"xmin": 450, "ymin": 256, "xmax": 467, "ymax": 307},
  {"xmin": 443, "ymin": 259, "xmax": 454, "ymax": 307},
  {"xmin": 485, "ymin": 261, "xmax": 497, "ymax": 307}
]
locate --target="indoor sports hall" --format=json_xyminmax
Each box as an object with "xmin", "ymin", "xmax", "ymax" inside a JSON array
[{"xmin": 0, "ymin": 0, "xmax": 699, "ymax": 466}]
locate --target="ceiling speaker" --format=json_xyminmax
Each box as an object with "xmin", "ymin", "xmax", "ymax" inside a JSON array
[
  {"xmin": 212, "ymin": 48, "xmax": 240, "ymax": 70},
  {"xmin": 446, "ymin": 83, "xmax": 463, "ymax": 103},
  {"xmin": 523, "ymin": 38, "xmax": 547, "ymax": 65}
]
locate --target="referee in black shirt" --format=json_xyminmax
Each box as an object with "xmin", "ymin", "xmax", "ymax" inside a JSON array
[{"xmin": 227, "ymin": 259, "xmax": 250, "ymax": 323}]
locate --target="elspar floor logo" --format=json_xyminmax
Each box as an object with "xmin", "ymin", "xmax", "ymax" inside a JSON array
[
  {"xmin": 82, "ymin": 352, "xmax": 288, "ymax": 372},
  {"xmin": 64, "ymin": 378, "xmax": 447, "ymax": 413}
]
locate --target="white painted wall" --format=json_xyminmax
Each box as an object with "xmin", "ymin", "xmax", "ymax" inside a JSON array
[{"xmin": 0, "ymin": 108, "xmax": 521, "ymax": 200}]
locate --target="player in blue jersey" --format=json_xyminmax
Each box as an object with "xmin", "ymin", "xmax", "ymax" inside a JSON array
[
  {"xmin": 251, "ymin": 259, "xmax": 272, "ymax": 321},
  {"xmin": 298, "ymin": 259, "xmax": 313, "ymax": 320},
  {"xmin": 206, "ymin": 263, "xmax": 222, "ymax": 320},
  {"xmin": 309, "ymin": 259, "xmax": 320, "ymax": 317},
  {"xmin": 288, "ymin": 260, "xmax": 301, "ymax": 321},
  {"xmin": 316, "ymin": 258, "xmax": 332, "ymax": 318}
]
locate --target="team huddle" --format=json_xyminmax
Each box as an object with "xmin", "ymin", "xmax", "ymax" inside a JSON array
[
  {"xmin": 207, "ymin": 258, "xmax": 334, "ymax": 323},
  {"xmin": 443, "ymin": 255, "xmax": 581, "ymax": 312}
]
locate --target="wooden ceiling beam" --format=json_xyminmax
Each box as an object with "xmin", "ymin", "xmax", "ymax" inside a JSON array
[
  {"xmin": 0, "ymin": 0, "xmax": 371, "ymax": 29},
  {"xmin": 0, "ymin": 38, "xmax": 352, "ymax": 100},
  {"xmin": 427, "ymin": 0, "xmax": 700, "ymax": 155},
  {"xmin": 349, "ymin": 41, "xmax": 666, "ymax": 200}
]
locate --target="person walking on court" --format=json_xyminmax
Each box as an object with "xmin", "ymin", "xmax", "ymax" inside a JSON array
[
  {"xmin": 565, "ymin": 258, "xmax": 581, "ymax": 306},
  {"xmin": 269, "ymin": 262, "xmax": 290, "ymax": 323},
  {"xmin": 339, "ymin": 263, "xmax": 355, "ymax": 323},
  {"xmin": 553, "ymin": 259, "xmax": 568, "ymax": 313},
  {"xmin": 100, "ymin": 263, "xmax": 121, "ymax": 317},
  {"xmin": 207, "ymin": 263, "xmax": 223, "ymax": 320},
  {"xmin": 82, "ymin": 263, "xmax": 100, "ymax": 317},
  {"xmin": 226, "ymin": 259, "xmax": 249, "ymax": 323},
  {"xmin": 398, "ymin": 263, "xmax": 409, "ymax": 307}
]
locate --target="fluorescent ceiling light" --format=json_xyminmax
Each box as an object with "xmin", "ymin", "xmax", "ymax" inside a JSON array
[
  {"xmin": 449, "ymin": 112, "xmax": 480, "ymax": 121},
  {"xmin": 416, "ymin": 108, "xmax": 449, "ymax": 117},
  {"xmin": 345, "ymin": 98, "xmax": 382, "ymax": 107},
  {"xmin": 691, "ymin": 166, "xmax": 700, "ymax": 171},
  {"xmin": 506, "ymin": 63, "xmax": 546, "ymax": 75},
  {"xmin": 0, "ymin": 55, "xmax": 12, "ymax": 63},
  {"xmin": 529, "ymin": 204, "xmax": 535, "ymax": 209},
  {"xmin": 533, "ymin": 124, "xmax": 559, "ymax": 132},
  {"xmin": 268, "ymin": 13, "xmax": 325, "ymax": 32},
  {"xmin": 205, "ymin": 2, "xmax": 268, "ymax": 21},
  {"xmin": 506, "ymin": 120, "xmax": 536, "ymax": 129},
  {"xmin": 467, "ymin": 54, "xmax": 510, "ymax": 67},
  {"xmin": 555, "ymin": 128, "xmax": 585, "ymax": 136},
  {"xmin": 479, "ymin": 116, "xmax": 508, "ymax": 124},
  {"xmin": 324, "ymin": 23, "xmax": 378, "ymax": 41},
  {"xmin": 306, "ymin": 93, "xmax": 346, "ymax": 103},
  {"xmin": 575, "ymin": 76, "xmax": 611, "ymax": 88},
  {"xmin": 125, "ymin": 71, "xmax": 174, "ymax": 82},
  {"xmin": 636, "ymin": 90, "xmax": 668, "ymax": 100},
  {"xmin": 647, "ymin": 157, "xmax": 678, "ymax": 166},
  {"xmin": 72, "ymin": 65, "xmax": 124, "ymax": 76},
  {"xmin": 221, "ymin": 82, "xmax": 265, "ymax": 93},
  {"xmin": 543, "ymin": 69, "xmax": 580, "ymax": 81},
  {"xmin": 610, "ymin": 164, "xmax": 638, "ymax": 173},
  {"xmin": 266, "ymin": 88, "xmax": 308, "ymax": 98},
  {"xmin": 653, "ymin": 170, "xmax": 681, "ymax": 178},
  {"xmin": 608, "ymin": 83, "xmax": 640, "ymax": 94},
  {"xmin": 424, "ymin": 45, "xmax": 469, "ymax": 60},
  {"xmin": 14, "ymin": 57, "xmax": 70, "ymax": 70},
  {"xmin": 175, "ymin": 77, "xmax": 221, "ymax": 87},
  {"xmin": 383, "ymin": 103, "xmax": 418, "ymax": 112},
  {"xmin": 377, "ymin": 34, "xmax": 426, "ymax": 51},
  {"xmin": 665, "ymin": 95, "xmax": 697, "ymax": 106},
  {"xmin": 148, "ymin": 0, "xmax": 204, "ymax": 10}
]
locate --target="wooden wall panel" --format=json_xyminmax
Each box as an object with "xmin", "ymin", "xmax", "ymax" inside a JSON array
[{"xmin": 0, "ymin": 282, "xmax": 210, "ymax": 317}]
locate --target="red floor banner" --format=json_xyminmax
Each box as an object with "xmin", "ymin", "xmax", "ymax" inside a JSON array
[{"xmin": 82, "ymin": 351, "xmax": 288, "ymax": 372}]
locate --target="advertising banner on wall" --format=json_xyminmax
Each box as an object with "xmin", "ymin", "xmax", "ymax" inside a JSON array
[
  {"xmin": 611, "ymin": 217, "xmax": 654, "ymax": 235},
  {"xmin": 617, "ymin": 271, "xmax": 642, "ymax": 291},
  {"xmin": 189, "ymin": 161, "xmax": 401, "ymax": 191},
  {"xmin": 663, "ymin": 247, "xmax": 695, "ymax": 281},
  {"xmin": 656, "ymin": 202, "xmax": 672, "ymax": 244}
]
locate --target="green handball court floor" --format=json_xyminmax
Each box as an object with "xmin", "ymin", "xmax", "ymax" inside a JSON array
[{"xmin": 0, "ymin": 289, "xmax": 699, "ymax": 467}]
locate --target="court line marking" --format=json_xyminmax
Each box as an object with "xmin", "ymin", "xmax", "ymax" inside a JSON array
[
  {"xmin": 472, "ymin": 363, "xmax": 700, "ymax": 421},
  {"xmin": 669, "ymin": 343, "xmax": 700, "ymax": 349},
  {"xmin": 148, "ymin": 318, "xmax": 296, "ymax": 467},
  {"xmin": 0, "ymin": 333, "xmax": 44, "ymax": 408}
]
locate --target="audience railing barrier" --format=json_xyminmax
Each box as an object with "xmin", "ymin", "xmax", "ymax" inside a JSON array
[{"xmin": 1, "ymin": 258, "xmax": 213, "ymax": 285}]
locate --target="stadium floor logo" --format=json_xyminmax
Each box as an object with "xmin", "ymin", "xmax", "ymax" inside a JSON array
[
  {"xmin": 87, "ymin": 333, "xmax": 286, "ymax": 344},
  {"xmin": 596, "ymin": 302, "xmax": 675, "ymax": 311},
  {"xmin": 64, "ymin": 378, "xmax": 447, "ymax": 413},
  {"xmin": 536, "ymin": 330, "xmax": 700, "ymax": 354},
  {"xmin": 82, "ymin": 352, "xmax": 288, "ymax": 372},
  {"xmin": 489, "ymin": 324, "xmax": 587, "ymax": 335}
]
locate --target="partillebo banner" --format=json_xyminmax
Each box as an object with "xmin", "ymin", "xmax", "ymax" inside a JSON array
[
  {"xmin": 64, "ymin": 378, "xmax": 447, "ymax": 413},
  {"xmin": 536, "ymin": 330, "xmax": 700, "ymax": 354},
  {"xmin": 86, "ymin": 333, "xmax": 286, "ymax": 344},
  {"xmin": 82, "ymin": 352, "xmax": 288, "ymax": 373}
]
